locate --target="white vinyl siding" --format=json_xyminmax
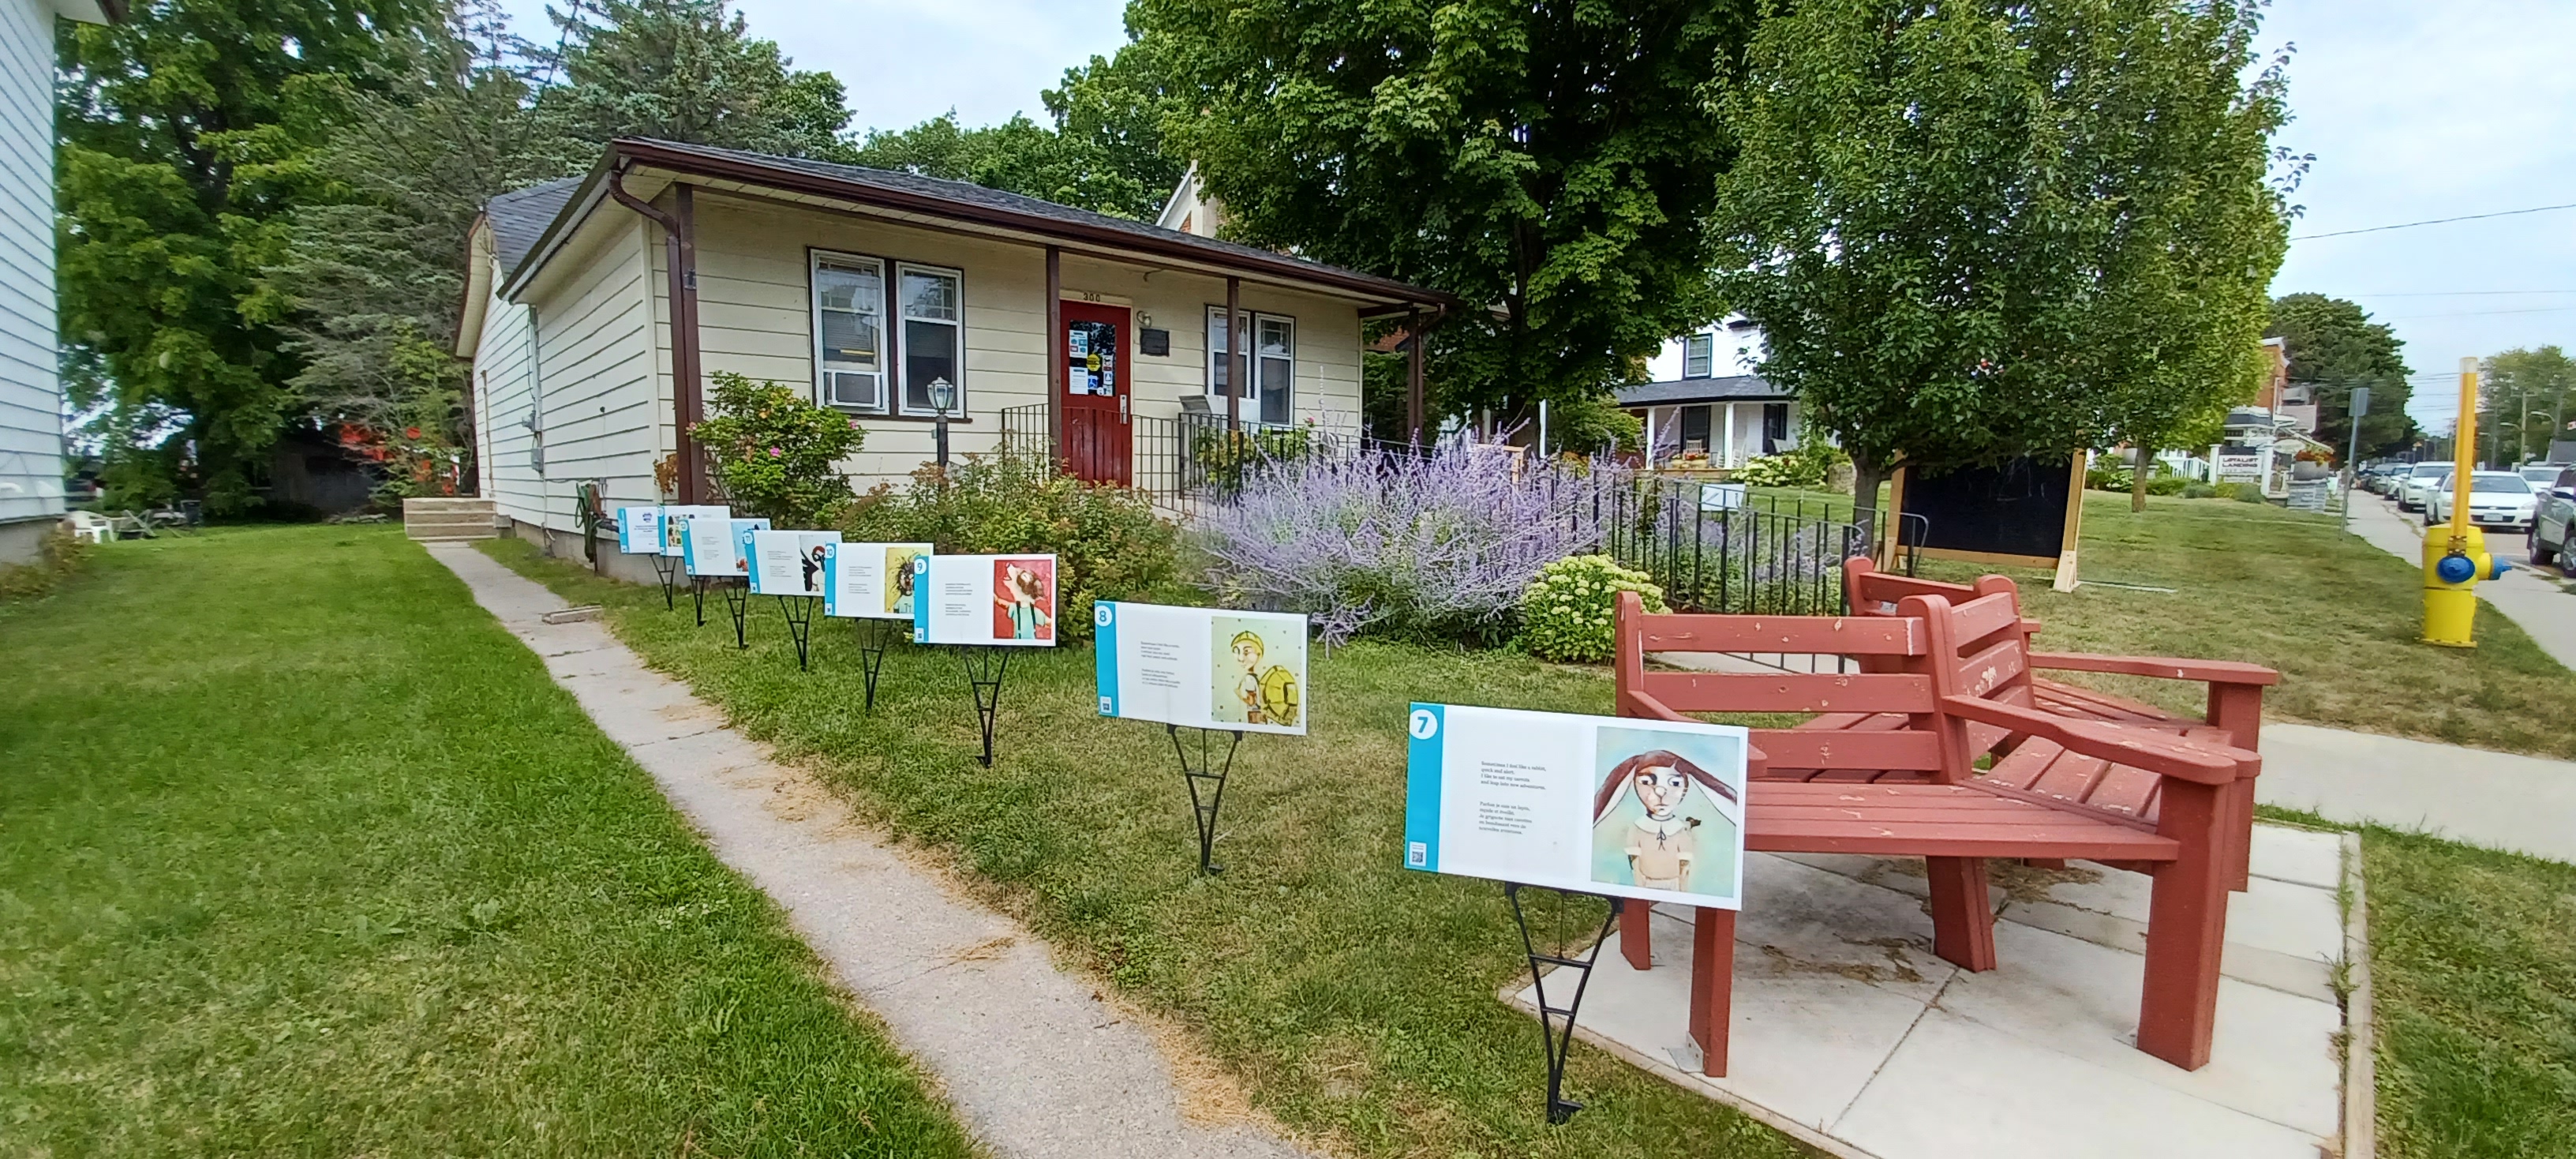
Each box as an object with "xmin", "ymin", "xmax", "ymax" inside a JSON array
[
  {"xmin": 0, "ymin": 0, "xmax": 61, "ymax": 529},
  {"xmin": 472, "ymin": 249, "xmax": 545, "ymax": 528},
  {"xmin": 526, "ymin": 212, "xmax": 657, "ymax": 534}
]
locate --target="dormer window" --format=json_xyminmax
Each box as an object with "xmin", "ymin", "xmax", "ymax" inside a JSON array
[{"xmin": 1683, "ymin": 333, "xmax": 1714, "ymax": 379}]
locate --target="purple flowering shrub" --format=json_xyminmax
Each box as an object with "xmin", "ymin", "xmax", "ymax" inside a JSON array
[{"xmin": 1193, "ymin": 444, "xmax": 1626, "ymax": 643}]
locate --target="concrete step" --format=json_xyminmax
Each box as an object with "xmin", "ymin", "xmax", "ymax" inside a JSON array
[{"xmin": 403, "ymin": 497, "xmax": 499, "ymax": 541}]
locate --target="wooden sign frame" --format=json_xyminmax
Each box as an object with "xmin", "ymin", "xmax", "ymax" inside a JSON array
[{"xmin": 1883, "ymin": 452, "xmax": 2087, "ymax": 592}]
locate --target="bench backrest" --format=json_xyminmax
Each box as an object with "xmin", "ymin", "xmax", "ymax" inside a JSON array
[
  {"xmin": 1614, "ymin": 591, "xmax": 1966, "ymax": 782},
  {"xmin": 1845, "ymin": 557, "xmax": 2042, "ymax": 728}
]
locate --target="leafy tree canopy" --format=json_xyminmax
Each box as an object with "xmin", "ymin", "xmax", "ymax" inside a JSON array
[
  {"xmin": 2478, "ymin": 346, "xmax": 2574, "ymax": 466},
  {"xmin": 2265, "ymin": 292, "xmax": 2419, "ymax": 459},
  {"xmin": 1131, "ymin": 0, "xmax": 1761, "ymax": 429},
  {"xmin": 534, "ymin": 0, "xmax": 852, "ymax": 157},
  {"xmin": 60, "ymin": 0, "xmax": 450, "ymax": 508},
  {"xmin": 1717, "ymin": 0, "xmax": 2293, "ymax": 519},
  {"xmin": 846, "ymin": 44, "xmax": 1185, "ymax": 220}
]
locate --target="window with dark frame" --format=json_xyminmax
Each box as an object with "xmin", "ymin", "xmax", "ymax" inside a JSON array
[
  {"xmin": 1679, "ymin": 405, "xmax": 1710, "ymax": 453},
  {"xmin": 897, "ymin": 263, "xmax": 964, "ymax": 415},
  {"xmin": 1683, "ymin": 333, "xmax": 1714, "ymax": 379}
]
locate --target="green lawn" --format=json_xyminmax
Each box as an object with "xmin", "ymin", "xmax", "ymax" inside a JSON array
[
  {"xmin": 1922, "ymin": 491, "xmax": 2576, "ymax": 760},
  {"xmin": 483, "ymin": 538, "xmax": 1803, "ymax": 1159},
  {"xmin": 0, "ymin": 526, "xmax": 976, "ymax": 1157}
]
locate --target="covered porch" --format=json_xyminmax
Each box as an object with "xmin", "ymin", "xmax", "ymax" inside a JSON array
[{"xmin": 1619, "ymin": 374, "xmax": 1801, "ymax": 468}]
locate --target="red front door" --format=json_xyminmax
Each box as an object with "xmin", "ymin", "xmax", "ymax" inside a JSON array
[{"xmin": 1061, "ymin": 301, "xmax": 1131, "ymax": 485}]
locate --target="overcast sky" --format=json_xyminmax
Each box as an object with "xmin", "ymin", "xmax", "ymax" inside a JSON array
[{"xmin": 506, "ymin": 0, "xmax": 2574, "ymax": 431}]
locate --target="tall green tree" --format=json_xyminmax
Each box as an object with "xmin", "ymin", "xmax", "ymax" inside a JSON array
[
  {"xmin": 273, "ymin": 0, "xmax": 588, "ymax": 496},
  {"xmin": 536, "ymin": 0, "xmax": 852, "ymax": 158},
  {"xmin": 1133, "ymin": 0, "xmax": 1760, "ymax": 429},
  {"xmin": 2266, "ymin": 293, "xmax": 2417, "ymax": 460},
  {"xmin": 60, "ymin": 0, "xmax": 449, "ymax": 509},
  {"xmin": 2480, "ymin": 346, "xmax": 2575, "ymax": 466},
  {"xmin": 847, "ymin": 46, "xmax": 1184, "ymax": 220},
  {"xmin": 1717, "ymin": 0, "xmax": 2293, "ymax": 523}
]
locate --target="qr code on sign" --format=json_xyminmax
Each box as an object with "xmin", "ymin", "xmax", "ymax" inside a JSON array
[{"xmin": 1406, "ymin": 842, "xmax": 1428, "ymax": 868}]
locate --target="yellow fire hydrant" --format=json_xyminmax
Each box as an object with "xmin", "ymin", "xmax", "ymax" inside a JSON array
[{"xmin": 2421, "ymin": 527, "xmax": 2507, "ymax": 647}]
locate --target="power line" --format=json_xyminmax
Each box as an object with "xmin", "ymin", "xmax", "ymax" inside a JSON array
[
  {"xmin": 2346, "ymin": 290, "xmax": 2576, "ymax": 298},
  {"xmin": 2290, "ymin": 201, "xmax": 2576, "ymax": 241},
  {"xmin": 2382, "ymin": 306, "xmax": 2576, "ymax": 321}
]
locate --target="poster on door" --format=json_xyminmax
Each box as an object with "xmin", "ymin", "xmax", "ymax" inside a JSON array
[
  {"xmin": 822, "ymin": 542, "xmax": 934, "ymax": 619},
  {"xmin": 659, "ymin": 504, "xmax": 729, "ymax": 556},
  {"xmin": 1069, "ymin": 321, "xmax": 1116, "ymax": 396},
  {"xmin": 1401, "ymin": 704, "xmax": 1748, "ymax": 910},
  {"xmin": 743, "ymin": 529, "xmax": 841, "ymax": 596},
  {"xmin": 681, "ymin": 515, "xmax": 769, "ymax": 577},
  {"xmin": 1094, "ymin": 602, "xmax": 1307, "ymax": 734},
  {"xmin": 911, "ymin": 553, "xmax": 1058, "ymax": 646},
  {"xmin": 616, "ymin": 505, "xmax": 661, "ymax": 554}
]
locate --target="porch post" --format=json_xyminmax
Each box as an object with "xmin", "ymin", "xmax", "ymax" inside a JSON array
[
  {"xmin": 1721, "ymin": 403, "xmax": 1736, "ymax": 468},
  {"xmin": 1225, "ymin": 276, "xmax": 1242, "ymax": 433},
  {"xmin": 1406, "ymin": 308, "xmax": 1425, "ymax": 444},
  {"xmin": 1045, "ymin": 246, "xmax": 1064, "ymax": 470}
]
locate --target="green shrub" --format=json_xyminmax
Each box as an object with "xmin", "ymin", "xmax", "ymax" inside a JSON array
[
  {"xmin": 2181, "ymin": 482, "xmax": 2216, "ymax": 499},
  {"xmin": 1728, "ymin": 429, "xmax": 1845, "ymax": 489},
  {"xmin": 2086, "ymin": 464, "xmax": 2135, "ymax": 492},
  {"xmin": 1518, "ymin": 554, "xmax": 1667, "ymax": 664},
  {"xmin": 840, "ymin": 456, "xmax": 1177, "ymax": 640},
  {"xmin": 1193, "ymin": 421, "xmax": 1320, "ymax": 495},
  {"xmin": 2233, "ymin": 485, "xmax": 2269, "ymax": 504},
  {"xmin": 2145, "ymin": 475, "xmax": 2187, "ymax": 496},
  {"xmin": 2208, "ymin": 482, "xmax": 2242, "ymax": 500},
  {"xmin": 691, "ymin": 372, "xmax": 868, "ymax": 527}
]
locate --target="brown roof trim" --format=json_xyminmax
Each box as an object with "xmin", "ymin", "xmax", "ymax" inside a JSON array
[{"xmin": 504, "ymin": 139, "xmax": 1455, "ymax": 309}]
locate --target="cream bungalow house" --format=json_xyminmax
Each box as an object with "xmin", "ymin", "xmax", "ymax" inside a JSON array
[{"xmin": 457, "ymin": 138, "xmax": 1451, "ymax": 575}]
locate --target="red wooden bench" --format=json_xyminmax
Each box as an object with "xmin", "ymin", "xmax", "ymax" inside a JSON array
[
  {"xmin": 1612, "ymin": 590, "xmax": 2260, "ymax": 1075},
  {"xmin": 1835, "ymin": 558, "xmax": 2278, "ymax": 888}
]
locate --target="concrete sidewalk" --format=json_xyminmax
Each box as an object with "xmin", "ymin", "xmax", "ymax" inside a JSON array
[
  {"xmin": 2260, "ymin": 722, "xmax": 2576, "ymax": 863},
  {"xmin": 2346, "ymin": 493, "xmax": 2576, "ymax": 670},
  {"xmin": 423, "ymin": 542, "xmax": 1310, "ymax": 1159}
]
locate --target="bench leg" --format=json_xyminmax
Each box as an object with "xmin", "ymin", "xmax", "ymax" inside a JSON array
[
  {"xmin": 1621, "ymin": 900, "xmax": 1654, "ymax": 971},
  {"xmin": 2226, "ymin": 776, "xmax": 2256, "ymax": 892},
  {"xmin": 2138, "ymin": 782, "xmax": 2229, "ymax": 1071},
  {"xmin": 1690, "ymin": 906, "xmax": 1735, "ymax": 1077},
  {"xmin": 2207, "ymin": 683, "xmax": 2264, "ymax": 893},
  {"xmin": 1926, "ymin": 857, "xmax": 1998, "ymax": 971}
]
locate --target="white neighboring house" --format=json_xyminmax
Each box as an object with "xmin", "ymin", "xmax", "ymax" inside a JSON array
[
  {"xmin": 1154, "ymin": 163, "xmax": 1223, "ymax": 238},
  {"xmin": 0, "ymin": 0, "xmax": 118, "ymax": 564},
  {"xmin": 1619, "ymin": 316, "xmax": 1802, "ymax": 467},
  {"xmin": 455, "ymin": 140, "xmax": 1448, "ymax": 581}
]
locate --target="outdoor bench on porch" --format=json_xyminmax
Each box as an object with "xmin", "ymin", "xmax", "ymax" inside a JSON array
[{"xmin": 1610, "ymin": 589, "xmax": 2262, "ymax": 1077}]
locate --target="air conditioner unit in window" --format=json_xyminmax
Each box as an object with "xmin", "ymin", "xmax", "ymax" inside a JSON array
[{"xmin": 826, "ymin": 370, "xmax": 881, "ymax": 411}]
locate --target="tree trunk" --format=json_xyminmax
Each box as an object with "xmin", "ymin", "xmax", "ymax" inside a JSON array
[
  {"xmin": 2131, "ymin": 446, "xmax": 2151, "ymax": 512},
  {"xmin": 1851, "ymin": 457, "xmax": 1893, "ymax": 549}
]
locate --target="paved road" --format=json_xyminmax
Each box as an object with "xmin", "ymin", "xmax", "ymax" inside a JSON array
[{"xmin": 2346, "ymin": 491, "xmax": 2576, "ymax": 671}]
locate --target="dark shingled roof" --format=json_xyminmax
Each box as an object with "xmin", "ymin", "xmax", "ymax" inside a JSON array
[
  {"xmin": 488, "ymin": 178, "xmax": 583, "ymax": 272},
  {"xmin": 496, "ymin": 139, "xmax": 1450, "ymax": 307},
  {"xmin": 1616, "ymin": 374, "xmax": 1792, "ymax": 407}
]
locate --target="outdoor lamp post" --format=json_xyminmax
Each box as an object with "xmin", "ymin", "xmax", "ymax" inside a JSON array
[{"xmin": 929, "ymin": 377, "xmax": 956, "ymax": 468}]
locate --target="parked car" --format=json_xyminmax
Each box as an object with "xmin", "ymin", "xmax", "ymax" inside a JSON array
[
  {"xmin": 2520, "ymin": 463, "xmax": 2567, "ymax": 488},
  {"xmin": 2529, "ymin": 467, "xmax": 2576, "ymax": 565},
  {"xmin": 2398, "ymin": 462, "xmax": 2452, "ymax": 511},
  {"xmin": 2364, "ymin": 463, "xmax": 2410, "ymax": 496},
  {"xmin": 2425, "ymin": 471, "xmax": 2538, "ymax": 533}
]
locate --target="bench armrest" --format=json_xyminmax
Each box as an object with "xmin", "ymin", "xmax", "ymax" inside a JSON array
[
  {"xmin": 1939, "ymin": 695, "xmax": 2253, "ymax": 786},
  {"xmin": 2027, "ymin": 651, "xmax": 2279, "ymax": 687}
]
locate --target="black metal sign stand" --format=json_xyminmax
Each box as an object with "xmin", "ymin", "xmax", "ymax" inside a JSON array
[
  {"xmin": 721, "ymin": 580, "xmax": 751, "ymax": 649},
  {"xmin": 960, "ymin": 646, "xmax": 1012, "ymax": 767},
  {"xmin": 1167, "ymin": 724, "xmax": 1241, "ymax": 875},
  {"xmin": 855, "ymin": 617, "xmax": 900, "ymax": 710},
  {"xmin": 691, "ymin": 575, "xmax": 713, "ymax": 627},
  {"xmin": 1503, "ymin": 883, "xmax": 1621, "ymax": 1125},
  {"xmin": 777, "ymin": 596, "xmax": 818, "ymax": 670},
  {"xmin": 650, "ymin": 552, "xmax": 680, "ymax": 610}
]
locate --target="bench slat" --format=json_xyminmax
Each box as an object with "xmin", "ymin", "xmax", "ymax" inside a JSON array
[
  {"xmin": 1638, "ymin": 614, "xmax": 1924, "ymax": 656},
  {"xmin": 1747, "ymin": 728, "xmax": 1944, "ymax": 772},
  {"xmin": 1641, "ymin": 670, "xmax": 1935, "ymax": 715}
]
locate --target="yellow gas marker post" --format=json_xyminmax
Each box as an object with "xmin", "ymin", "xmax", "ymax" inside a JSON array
[{"xmin": 2424, "ymin": 357, "xmax": 2506, "ymax": 646}]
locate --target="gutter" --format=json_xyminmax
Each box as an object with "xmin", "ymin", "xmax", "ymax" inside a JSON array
[{"xmin": 605, "ymin": 164, "xmax": 705, "ymax": 505}]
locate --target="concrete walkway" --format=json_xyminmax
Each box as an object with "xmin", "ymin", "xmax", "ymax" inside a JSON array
[
  {"xmin": 2259, "ymin": 722, "xmax": 2576, "ymax": 863},
  {"xmin": 2346, "ymin": 492, "xmax": 2576, "ymax": 670},
  {"xmin": 422, "ymin": 543, "xmax": 1310, "ymax": 1159}
]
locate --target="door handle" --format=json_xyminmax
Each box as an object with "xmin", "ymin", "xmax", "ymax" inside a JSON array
[{"xmin": 1119, "ymin": 395, "xmax": 1129, "ymax": 422}]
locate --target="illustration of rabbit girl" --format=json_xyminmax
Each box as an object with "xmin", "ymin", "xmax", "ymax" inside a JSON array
[
  {"xmin": 1592, "ymin": 749, "xmax": 1740, "ymax": 892},
  {"xmin": 995, "ymin": 564, "xmax": 1052, "ymax": 640}
]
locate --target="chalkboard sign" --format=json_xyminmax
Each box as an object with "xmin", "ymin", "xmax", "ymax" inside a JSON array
[{"xmin": 1892, "ymin": 454, "xmax": 2087, "ymax": 588}]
